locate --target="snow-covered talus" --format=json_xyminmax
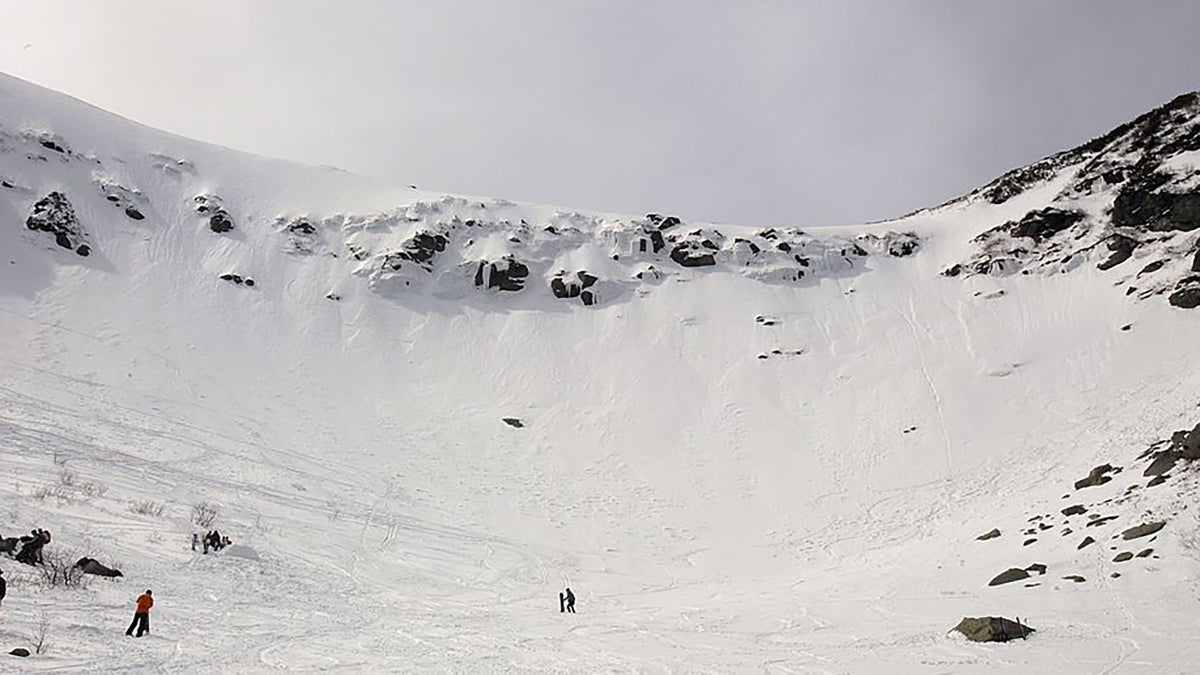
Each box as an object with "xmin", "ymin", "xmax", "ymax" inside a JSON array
[{"xmin": 1, "ymin": 70, "xmax": 1199, "ymax": 672}]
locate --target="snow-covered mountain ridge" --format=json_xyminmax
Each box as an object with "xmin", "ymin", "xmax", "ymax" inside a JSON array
[
  {"xmin": 0, "ymin": 71, "xmax": 922, "ymax": 311},
  {"xmin": 944, "ymin": 91, "xmax": 1200, "ymax": 309},
  {"xmin": 2, "ymin": 71, "xmax": 1200, "ymax": 672}
]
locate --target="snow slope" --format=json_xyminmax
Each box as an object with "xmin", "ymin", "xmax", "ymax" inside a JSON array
[{"xmin": 1, "ymin": 71, "xmax": 1199, "ymax": 672}]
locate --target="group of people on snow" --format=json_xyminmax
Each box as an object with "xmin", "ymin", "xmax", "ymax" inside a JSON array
[
  {"xmin": 0, "ymin": 525, "xmax": 153, "ymax": 638},
  {"xmin": 0, "ymin": 528, "xmax": 52, "ymax": 565},
  {"xmin": 192, "ymin": 530, "xmax": 232, "ymax": 554}
]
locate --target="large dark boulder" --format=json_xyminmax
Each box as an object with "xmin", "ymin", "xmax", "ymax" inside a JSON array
[
  {"xmin": 1097, "ymin": 235, "xmax": 1138, "ymax": 270},
  {"xmin": 669, "ymin": 244, "xmax": 716, "ymax": 268},
  {"xmin": 646, "ymin": 213, "xmax": 681, "ymax": 229},
  {"xmin": 26, "ymin": 191, "xmax": 90, "ymax": 256},
  {"xmin": 551, "ymin": 271, "xmax": 599, "ymax": 302},
  {"xmin": 888, "ymin": 235, "xmax": 919, "ymax": 257},
  {"xmin": 988, "ymin": 568, "xmax": 1030, "ymax": 586},
  {"xmin": 209, "ymin": 210, "xmax": 234, "ymax": 233},
  {"xmin": 475, "ymin": 258, "xmax": 529, "ymax": 291},
  {"xmin": 383, "ymin": 231, "xmax": 448, "ymax": 272},
  {"xmin": 1144, "ymin": 451, "xmax": 1180, "ymax": 476},
  {"xmin": 1169, "ymin": 286, "xmax": 1200, "ymax": 309},
  {"xmin": 1121, "ymin": 521, "xmax": 1165, "ymax": 540},
  {"xmin": 952, "ymin": 616, "xmax": 1034, "ymax": 642},
  {"xmin": 1182, "ymin": 422, "xmax": 1200, "ymax": 459},
  {"xmin": 9, "ymin": 648, "xmax": 30, "ymax": 657},
  {"xmin": 1074, "ymin": 464, "xmax": 1117, "ymax": 490},
  {"xmin": 647, "ymin": 229, "xmax": 665, "ymax": 253}
]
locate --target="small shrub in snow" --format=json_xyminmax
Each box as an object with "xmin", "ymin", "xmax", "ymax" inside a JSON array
[
  {"xmin": 36, "ymin": 553, "xmax": 87, "ymax": 589},
  {"xmin": 192, "ymin": 502, "xmax": 219, "ymax": 528},
  {"xmin": 29, "ymin": 469, "xmax": 107, "ymax": 503},
  {"xmin": 128, "ymin": 499, "xmax": 167, "ymax": 517},
  {"xmin": 30, "ymin": 613, "xmax": 51, "ymax": 655}
]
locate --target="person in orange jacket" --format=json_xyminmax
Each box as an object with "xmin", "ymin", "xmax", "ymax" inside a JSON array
[{"xmin": 125, "ymin": 590, "xmax": 153, "ymax": 637}]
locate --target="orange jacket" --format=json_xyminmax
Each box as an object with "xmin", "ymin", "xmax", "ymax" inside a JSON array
[{"xmin": 136, "ymin": 594, "xmax": 153, "ymax": 613}]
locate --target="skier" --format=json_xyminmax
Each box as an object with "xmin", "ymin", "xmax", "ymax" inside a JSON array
[
  {"xmin": 125, "ymin": 590, "xmax": 154, "ymax": 637},
  {"xmin": 191, "ymin": 533, "xmax": 199, "ymax": 552},
  {"xmin": 564, "ymin": 587, "xmax": 575, "ymax": 614}
]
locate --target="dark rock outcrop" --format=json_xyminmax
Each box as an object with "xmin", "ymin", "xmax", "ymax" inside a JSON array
[
  {"xmin": 988, "ymin": 568, "xmax": 1030, "ymax": 586},
  {"xmin": 1097, "ymin": 235, "xmax": 1138, "ymax": 271},
  {"xmin": 9, "ymin": 648, "xmax": 30, "ymax": 657},
  {"xmin": 1078, "ymin": 536, "xmax": 1096, "ymax": 549},
  {"xmin": 1138, "ymin": 260, "xmax": 1166, "ymax": 276},
  {"xmin": 1009, "ymin": 207, "xmax": 1085, "ymax": 242},
  {"xmin": 209, "ymin": 210, "xmax": 234, "ymax": 233},
  {"xmin": 1183, "ymin": 422, "xmax": 1200, "ymax": 459},
  {"xmin": 26, "ymin": 191, "xmax": 90, "ymax": 256},
  {"xmin": 1144, "ymin": 451, "xmax": 1179, "ymax": 477},
  {"xmin": 976, "ymin": 528, "xmax": 1001, "ymax": 541},
  {"xmin": 669, "ymin": 243, "xmax": 716, "ymax": 268},
  {"xmin": 1061, "ymin": 505, "xmax": 1087, "ymax": 516},
  {"xmin": 1121, "ymin": 521, "xmax": 1165, "ymax": 540},
  {"xmin": 952, "ymin": 616, "xmax": 1034, "ymax": 642},
  {"xmin": 501, "ymin": 418, "xmax": 523, "ymax": 428},
  {"xmin": 1112, "ymin": 186, "xmax": 1200, "ymax": 232},
  {"xmin": 1113, "ymin": 551, "xmax": 1134, "ymax": 562},
  {"xmin": 219, "ymin": 273, "xmax": 255, "ymax": 287},
  {"xmin": 550, "ymin": 271, "xmax": 599, "ymax": 302},
  {"xmin": 646, "ymin": 213, "xmax": 681, "ymax": 230},
  {"xmin": 1074, "ymin": 464, "xmax": 1117, "ymax": 490},
  {"xmin": 475, "ymin": 257, "xmax": 529, "ymax": 291},
  {"xmin": 1169, "ymin": 286, "xmax": 1200, "ymax": 308},
  {"xmin": 195, "ymin": 195, "xmax": 234, "ymax": 233},
  {"xmin": 384, "ymin": 231, "xmax": 448, "ymax": 271}
]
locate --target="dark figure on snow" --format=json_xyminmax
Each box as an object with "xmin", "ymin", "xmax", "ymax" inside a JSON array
[
  {"xmin": 0, "ymin": 569, "xmax": 6, "ymax": 606},
  {"xmin": 15, "ymin": 530, "xmax": 48, "ymax": 565},
  {"xmin": 74, "ymin": 557, "xmax": 124, "ymax": 578},
  {"xmin": 191, "ymin": 533, "xmax": 199, "ymax": 552},
  {"xmin": 559, "ymin": 592, "xmax": 565, "ymax": 613},
  {"xmin": 126, "ymin": 590, "xmax": 154, "ymax": 637},
  {"xmin": 564, "ymin": 587, "xmax": 575, "ymax": 613},
  {"xmin": 205, "ymin": 530, "xmax": 225, "ymax": 553}
]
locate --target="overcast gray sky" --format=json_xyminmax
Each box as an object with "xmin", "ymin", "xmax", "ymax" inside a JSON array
[{"xmin": 1, "ymin": 1, "xmax": 1198, "ymax": 226}]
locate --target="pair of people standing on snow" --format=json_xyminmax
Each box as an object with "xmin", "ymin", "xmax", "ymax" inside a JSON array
[{"xmin": 558, "ymin": 587, "xmax": 575, "ymax": 613}]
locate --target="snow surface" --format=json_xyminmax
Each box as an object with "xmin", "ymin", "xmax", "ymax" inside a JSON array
[{"xmin": 1, "ymin": 72, "xmax": 1199, "ymax": 672}]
